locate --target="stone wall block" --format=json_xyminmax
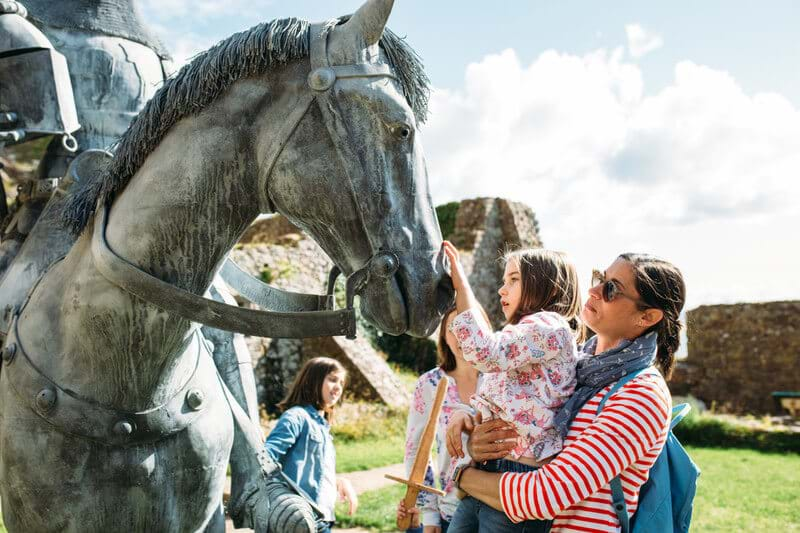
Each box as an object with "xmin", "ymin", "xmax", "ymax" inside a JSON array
[{"xmin": 677, "ymin": 301, "xmax": 800, "ymax": 414}]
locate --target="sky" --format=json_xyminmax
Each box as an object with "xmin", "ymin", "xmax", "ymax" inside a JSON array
[{"xmin": 139, "ymin": 0, "xmax": 800, "ymax": 313}]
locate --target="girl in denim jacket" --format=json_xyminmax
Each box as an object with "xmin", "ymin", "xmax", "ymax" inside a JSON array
[{"xmin": 265, "ymin": 357, "xmax": 358, "ymax": 532}]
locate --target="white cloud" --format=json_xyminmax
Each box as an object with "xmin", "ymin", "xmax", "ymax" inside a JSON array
[
  {"xmin": 138, "ymin": 0, "xmax": 272, "ymax": 69},
  {"xmin": 625, "ymin": 23, "xmax": 664, "ymax": 58},
  {"xmin": 139, "ymin": 0, "xmax": 269, "ymax": 20},
  {"xmin": 420, "ymin": 46, "xmax": 800, "ymax": 308}
]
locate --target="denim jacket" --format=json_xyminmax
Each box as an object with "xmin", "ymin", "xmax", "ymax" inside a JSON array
[{"xmin": 264, "ymin": 405, "xmax": 337, "ymax": 520}]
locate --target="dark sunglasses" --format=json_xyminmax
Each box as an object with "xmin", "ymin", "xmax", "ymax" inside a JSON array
[{"xmin": 591, "ymin": 269, "xmax": 647, "ymax": 306}]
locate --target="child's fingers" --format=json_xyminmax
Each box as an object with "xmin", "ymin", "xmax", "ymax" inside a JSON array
[
  {"xmin": 464, "ymin": 415, "xmax": 475, "ymax": 432},
  {"xmin": 443, "ymin": 241, "xmax": 460, "ymax": 264},
  {"xmin": 445, "ymin": 430, "xmax": 455, "ymax": 456}
]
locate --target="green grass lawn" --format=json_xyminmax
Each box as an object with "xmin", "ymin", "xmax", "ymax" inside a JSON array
[
  {"xmin": 336, "ymin": 483, "xmax": 406, "ymax": 531},
  {"xmin": 336, "ymin": 433, "xmax": 405, "ymax": 473},
  {"xmin": 689, "ymin": 446, "xmax": 800, "ymax": 531},
  {"xmin": 336, "ymin": 446, "xmax": 800, "ymax": 532}
]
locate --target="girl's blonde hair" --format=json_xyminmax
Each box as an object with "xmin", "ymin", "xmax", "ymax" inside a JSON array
[
  {"xmin": 503, "ymin": 248, "xmax": 585, "ymax": 343},
  {"xmin": 277, "ymin": 357, "xmax": 347, "ymax": 422}
]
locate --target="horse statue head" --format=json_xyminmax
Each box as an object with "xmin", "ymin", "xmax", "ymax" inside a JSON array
[{"xmin": 60, "ymin": 0, "xmax": 452, "ymax": 339}]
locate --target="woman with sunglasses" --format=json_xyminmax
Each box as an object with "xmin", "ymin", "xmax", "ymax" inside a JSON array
[{"xmin": 446, "ymin": 253, "xmax": 686, "ymax": 533}]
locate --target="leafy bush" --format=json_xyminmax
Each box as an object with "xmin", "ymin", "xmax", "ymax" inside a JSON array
[
  {"xmin": 435, "ymin": 201, "xmax": 459, "ymax": 241},
  {"xmin": 360, "ymin": 321, "xmax": 437, "ymax": 373},
  {"xmin": 674, "ymin": 413, "xmax": 800, "ymax": 454},
  {"xmin": 332, "ymin": 401, "xmax": 407, "ymax": 442}
]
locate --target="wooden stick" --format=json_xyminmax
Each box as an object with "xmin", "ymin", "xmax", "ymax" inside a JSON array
[{"xmin": 386, "ymin": 378, "xmax": 448, "ymax": 530}]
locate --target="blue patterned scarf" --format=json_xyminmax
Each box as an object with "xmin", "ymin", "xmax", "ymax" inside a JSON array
[{"xmin": 554, "ymin": 331, "xmax": 658, "ymax": 438}]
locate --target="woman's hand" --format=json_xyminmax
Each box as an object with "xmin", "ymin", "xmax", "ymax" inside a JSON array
[
  {"xmin": 466, "ymin": 413, "xmax": 519, "ymax": 463},
  {"xmin": 443, "ymin": 241, "xmax": 468, "ymax": 293},
  {"xmin": 424, "ymin": 526, "xmax": 442, "ymax": 533},
  {"xmin": 337, "ymin": 478, "xmax": 358, "ymax": 515},
  {"xmin": 396, "ymin": 500, "xmax": 421, "ymax": 529},
  {"xmin": 446, "ymin": 410, "xmax": 475, "ymax": 458}
]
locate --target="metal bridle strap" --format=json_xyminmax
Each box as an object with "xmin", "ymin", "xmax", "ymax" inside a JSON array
[
  {"xmin": 219, "ymin": 258, "xmax": 333, "ymax": 313},
  {"xmin": 306, "ymin": 21, "xmax": 397, "ymax": 258},
  {"xmin": 91, "ymin": 204, "xmax": 356, "ymax": 339},
  {"xmin": 257, "ymin": 21, "xmax": 397, "ymax": 215}
]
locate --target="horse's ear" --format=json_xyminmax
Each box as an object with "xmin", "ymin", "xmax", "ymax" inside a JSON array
[{"xmin": 341, "ymin": 0, "xmax": 394, "ymax": 46}]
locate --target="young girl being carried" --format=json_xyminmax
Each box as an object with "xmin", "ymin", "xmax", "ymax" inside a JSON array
[
  {"xmin": 442, "ymin": 241, "xmax": 584, "ymax": 533},
  {"xmin": 264, "ymin": 357, "xmax": 358, "ymax": 533}
]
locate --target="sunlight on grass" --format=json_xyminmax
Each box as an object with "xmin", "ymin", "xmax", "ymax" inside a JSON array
[
  {"xmin": 335, "ymin": 483, "xmax": 406, "ymax": 532},
  {"xmin": 337, "ymin": 434, "xmax": 404, "ymax": 473},
  {"xmin": 689, "ymin": 446, "xmax": 800, "ymax": 531},
  {"xmin": 337, "ymin": 447, "xmax": 800, "ymax": 532}
]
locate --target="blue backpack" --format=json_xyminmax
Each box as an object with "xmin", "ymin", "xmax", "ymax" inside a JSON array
[{"xmin": 596, "ymin": 368, "xmax": 700, "ymax": 533}]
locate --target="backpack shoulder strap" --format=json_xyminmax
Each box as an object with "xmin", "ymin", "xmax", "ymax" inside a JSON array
[
  {"xmin": 596, "ymin": 367, "xmax": 654, "ymax": 413},
  {"xmin": 597, "ymin": 367, "xmax": 657, "ymax": 533}
]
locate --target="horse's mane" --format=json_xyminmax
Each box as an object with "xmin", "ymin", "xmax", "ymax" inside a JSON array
[{"xmin": 61, "ymin": 17, "xmax": 430, "ymax": 235}]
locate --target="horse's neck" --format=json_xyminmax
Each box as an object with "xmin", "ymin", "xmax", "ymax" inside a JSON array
[{"xmin": 19, "ymin": 102, "xmax": 261, "ymax": 409}]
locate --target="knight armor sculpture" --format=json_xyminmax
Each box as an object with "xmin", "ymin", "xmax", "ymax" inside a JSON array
[
  {"xmin": 0, "ymin": 3, "xmax": 321, "ymax": 530},
  {"xmin": 0, "ymin": 0, "xmax": 170, "ymax": 273}
]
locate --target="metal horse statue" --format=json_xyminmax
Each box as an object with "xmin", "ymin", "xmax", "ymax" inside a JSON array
[{"xmin": 0, "ymin": 0, "xmax": 452, "ymax": 530}]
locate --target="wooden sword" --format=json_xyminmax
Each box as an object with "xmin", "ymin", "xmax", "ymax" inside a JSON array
[{"xmin": 385, "ymin": 377, "xmax": 448, "ymax": 530}]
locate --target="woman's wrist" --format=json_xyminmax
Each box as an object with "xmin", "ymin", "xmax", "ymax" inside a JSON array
[{"xmin": 451, "ymin": 462, "xmax": 473, "ymax": 490}]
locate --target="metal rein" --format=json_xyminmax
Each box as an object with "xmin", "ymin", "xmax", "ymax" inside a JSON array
[{"xmin": 90, "ymin": 21, "xmax": 403, "ymax": 340}]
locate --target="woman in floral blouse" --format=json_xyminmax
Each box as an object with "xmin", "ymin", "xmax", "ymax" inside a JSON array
[{"xmin": 397, "ymin": 304, "xmax": 489, "ymax": 533}]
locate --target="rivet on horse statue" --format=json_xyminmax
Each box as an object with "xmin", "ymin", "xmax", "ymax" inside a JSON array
[{"xmin": 0, "ymin": 0, "xmax": 453, "ymax": 531}]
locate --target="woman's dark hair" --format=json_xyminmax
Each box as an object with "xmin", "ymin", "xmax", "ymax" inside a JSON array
[
  {"xmin": 504, "ymin": 248, "xmax": 586, "ymax": 343},
  {"xmin": 437, "ymin": 303, "xmax": 492, "ymax": 372},
  {"xmin": 278, "ymin": 357, "xmax": 347, "ymax": 422},
  {"xmin": 619, "ymin": 253, "xmax": 686, "ymax": 379}
]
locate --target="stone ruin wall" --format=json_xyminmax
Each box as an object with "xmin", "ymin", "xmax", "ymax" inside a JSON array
[
  {"xmin": 230, "ymin": 197, "xmax": 542, "ymax": 413},
  {"xmin": 671, "ymin": 301, "xmax": 800, "ymax": 414}
]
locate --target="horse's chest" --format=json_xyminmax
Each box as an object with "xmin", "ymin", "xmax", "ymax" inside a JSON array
[{"xmin": 0, "ymin": 328, "xmax": 234, "ymax": 532}]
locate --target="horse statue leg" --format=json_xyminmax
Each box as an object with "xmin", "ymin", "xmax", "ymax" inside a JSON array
[{"xmin": 203, "ymin": 280, "xmax": 318, "ymax": 533}]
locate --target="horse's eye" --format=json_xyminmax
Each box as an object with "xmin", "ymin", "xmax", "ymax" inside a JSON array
[{"xmin": 396, "ymin": 124, "xmax": 412, "ymax": 140}]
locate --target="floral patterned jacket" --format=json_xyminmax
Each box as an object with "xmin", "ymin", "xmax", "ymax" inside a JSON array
[
  {"xmin": 405, "ymin": 367, "xmax": 476, "ymax": 526},
  {"xmin": 450, "ymin": 309, "xmax": 578, "ymax": 461}
]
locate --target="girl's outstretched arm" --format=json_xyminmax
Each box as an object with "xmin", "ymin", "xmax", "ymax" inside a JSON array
[
  {"xmin": 443, "ymin": 241, "xmax": 481, "ymax": 314},
  {"xmin": 452, "ymin": 310, "xmax": 574, "ymax": 373}
]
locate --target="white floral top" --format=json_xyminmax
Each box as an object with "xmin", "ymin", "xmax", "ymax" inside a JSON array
[
  {"xmin": 405, "ymin": 367, "xmax": 476, "ymax": 526},
  {"xmin": 450, "ymin": 309, "xmax": 578, "ymax": 461}
]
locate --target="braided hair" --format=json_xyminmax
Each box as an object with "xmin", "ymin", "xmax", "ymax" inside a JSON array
[{"xmin": 619, "ymin": 253, "xmax": 686, "ymax": 379}]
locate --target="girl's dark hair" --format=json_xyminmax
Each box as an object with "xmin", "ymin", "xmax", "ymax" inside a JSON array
[
  {"xmin": 504, "ymin": 248, "xmax": 586, "ymax": 343},
  {"xmin": 278, "ymin": 357, "xmax": 347, "ymax": 422},
  {"xmin": 619, "ymin": 253, "xmax": 686, "ymax": 379},
  {"xmin": 437, "ymin": 303, "xmax": 492, "ymax": 372}
]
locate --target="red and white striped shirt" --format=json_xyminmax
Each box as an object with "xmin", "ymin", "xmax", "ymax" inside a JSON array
[{"xmin": 499, "ymin": 372, "xmax": 671, "ymax": 532}]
